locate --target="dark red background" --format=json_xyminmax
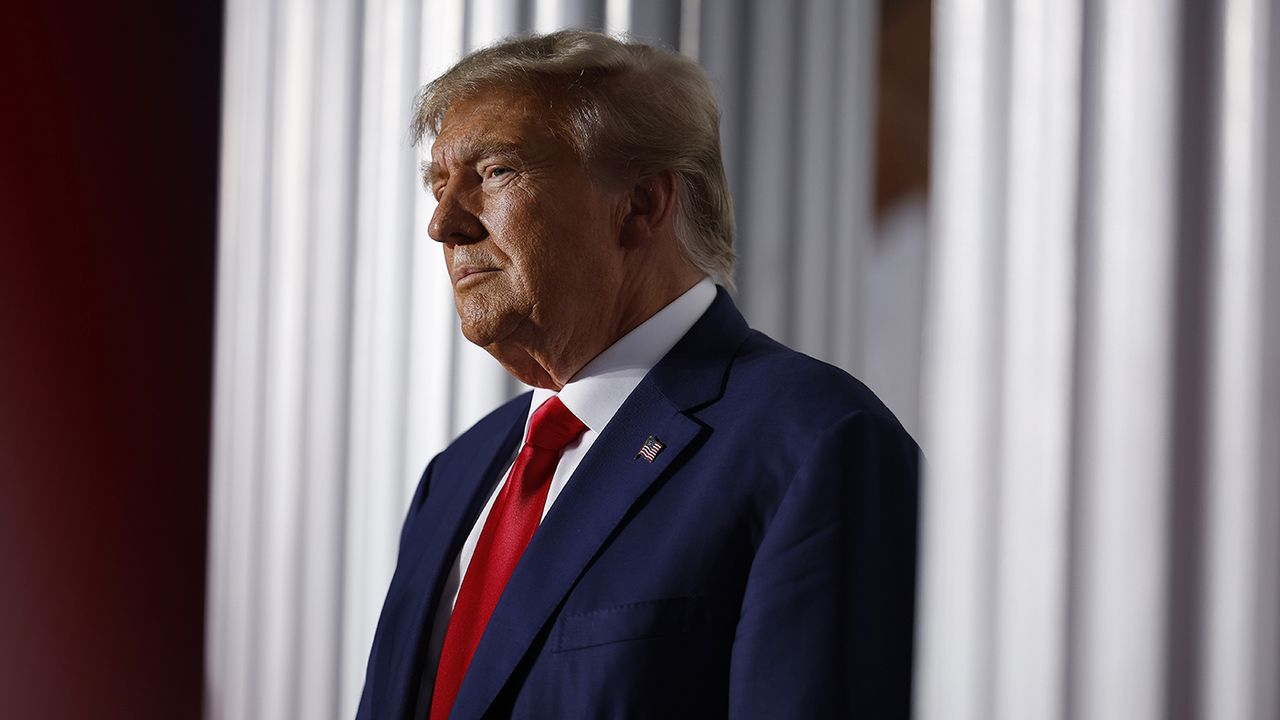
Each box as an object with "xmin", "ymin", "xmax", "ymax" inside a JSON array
[{"xmin": 0, "ymin": 2, "xmax": 223, "ymax": 717}]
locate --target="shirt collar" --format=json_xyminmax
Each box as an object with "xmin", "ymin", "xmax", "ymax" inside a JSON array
[{"xmin": 527, "ymin": 277, "xmax": 717, "ymax": 434}]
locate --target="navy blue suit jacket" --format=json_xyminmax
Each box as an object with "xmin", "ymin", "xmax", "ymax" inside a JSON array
[{"xmin": 358, "ymin": 289, "xmax": 919, "ymax": 719}]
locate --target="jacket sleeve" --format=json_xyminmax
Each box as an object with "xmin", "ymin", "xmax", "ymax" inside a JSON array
[{"xmin": 728, "ymin": 411, "xmax": 920, "ymax": 719}]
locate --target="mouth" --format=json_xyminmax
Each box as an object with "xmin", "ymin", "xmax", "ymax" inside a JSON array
[{"xmin": 452, "ymin": 266, "xmax": 499, "ymax": 287}]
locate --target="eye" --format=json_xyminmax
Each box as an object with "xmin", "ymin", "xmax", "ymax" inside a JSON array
[{"xmin": 485, "ymin": 166, "xmax": 513, "ymax": 181}]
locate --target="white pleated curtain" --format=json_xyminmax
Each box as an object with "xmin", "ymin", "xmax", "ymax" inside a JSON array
[
  {"xmin": 917, "ymin": 1, "xmax": 1280, "ymax": 720},
  {"xmin": 207, "ymin": 1, "xmax": 879, "ymax": 718}
]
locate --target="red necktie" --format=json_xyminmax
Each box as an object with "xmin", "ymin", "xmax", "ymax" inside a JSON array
[{"xmin": 428, "ymin": 395, "xmax": 587, "ymax": 720}]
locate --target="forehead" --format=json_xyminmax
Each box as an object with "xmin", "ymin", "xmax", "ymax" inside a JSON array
[{"xmin": 431, "ymin": 88, "xmax": 569, "ymax": 164}]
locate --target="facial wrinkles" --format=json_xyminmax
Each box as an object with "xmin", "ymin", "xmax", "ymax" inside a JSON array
[
  {"xmin": 425, "ymin": 92, "xmax": 650, "ymax": 388},
  {"xmin": 432, "ymin": 135, "xmax": 557, "ymax": 253},
  {"xmin": 443, "ymin": 166, "xmax": 542, "ymax": 351},
  {"xmin": 433, "ymin": 149, "xmax": 479, "ymax": 193}
]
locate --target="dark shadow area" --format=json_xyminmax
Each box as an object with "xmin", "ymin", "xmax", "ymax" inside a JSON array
[{"xmin": 0, "ymin": 2, "xmax": 223, "ymax": 718}]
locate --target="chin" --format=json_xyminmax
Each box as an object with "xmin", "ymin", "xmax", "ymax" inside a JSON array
[
  {"xmin": 458, "ymin": 317, "xmax": 502, "ymax": 348},
  {"xmin": 457, "ymin": 302, "xmax": 523, "ymax": 351},
  {"xmin": 456, "ymin": 292, "xmax": 512, "ymax": 343}
]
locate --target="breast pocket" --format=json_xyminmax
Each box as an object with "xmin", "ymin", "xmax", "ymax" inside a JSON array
[{"xmin": 552, "ymin": 595, "xmax": 701, "ymax": 653}]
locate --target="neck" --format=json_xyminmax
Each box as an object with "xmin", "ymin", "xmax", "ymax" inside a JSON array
[{"xmin": 491, "ymin": 267, "xmax": 705, "ymax": 390}]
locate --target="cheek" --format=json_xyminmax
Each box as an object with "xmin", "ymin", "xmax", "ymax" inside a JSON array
[
  {"xmin": 487, "ymin": 198, "xmax": 558, "ymax": 274},
  {"xmin": 485, "ymin": 188, "xmax": 624, "ymax": 294}
]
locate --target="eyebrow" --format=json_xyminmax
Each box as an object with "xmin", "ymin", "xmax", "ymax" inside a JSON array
[{"xmin": 422, "ymin": 139, "xmax": 528, "ymax": 187}]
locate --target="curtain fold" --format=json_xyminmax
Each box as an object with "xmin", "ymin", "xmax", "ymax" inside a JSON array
[{"xmin": 917, "ymin": 1, "xmax": 1280, "ymax": 719}]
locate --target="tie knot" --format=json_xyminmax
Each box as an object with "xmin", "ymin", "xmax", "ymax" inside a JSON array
[{"xmin": 525, "ymin": 395, "xmax": 587, "ymax": 451}]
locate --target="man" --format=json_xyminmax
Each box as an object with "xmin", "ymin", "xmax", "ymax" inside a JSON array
[{"xmin": 358, "ymin": 30, "xmax": 919, "ymax": 720}]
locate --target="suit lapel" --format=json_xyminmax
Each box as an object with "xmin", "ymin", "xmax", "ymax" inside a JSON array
[
  {"xmin": 450, "ymin": 288, "xmax": 752, "ymax": 719},
  {"xmin": 450, "ymin": 381, "xmax": 704, "ymax": 718},
  {"xmin": 378, "ymin": 396, "xmax": 529, "ymax": 720}
]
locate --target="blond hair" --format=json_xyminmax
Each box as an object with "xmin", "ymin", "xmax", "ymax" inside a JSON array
[{"xmin": 412, "ymin": 29, "xmax": 736, "ymax": 290}]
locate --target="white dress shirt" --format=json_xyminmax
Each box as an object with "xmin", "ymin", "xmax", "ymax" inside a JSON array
[{"xmin": 422, "ymin": 277, "xmax": 717, "ymax": 682}]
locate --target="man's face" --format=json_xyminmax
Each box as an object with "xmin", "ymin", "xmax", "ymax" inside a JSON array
[{"xmin": 426, "ymin": 89, "xmax": 628, "ymax": 357}]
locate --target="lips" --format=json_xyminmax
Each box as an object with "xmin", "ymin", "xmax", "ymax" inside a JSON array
[{"xmin": 451, "ymin": 265, "xmax": 499, "ymax": 285}]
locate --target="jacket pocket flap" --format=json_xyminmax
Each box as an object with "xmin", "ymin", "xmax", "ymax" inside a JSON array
[{"xmin": 553, "ymin": 595, "xmax": 700, "ymax": 652}]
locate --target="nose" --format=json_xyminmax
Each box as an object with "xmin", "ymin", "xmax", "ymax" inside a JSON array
[{"xmin": 429, "ymin": 181, "xmax": 487, "ymax": 245}]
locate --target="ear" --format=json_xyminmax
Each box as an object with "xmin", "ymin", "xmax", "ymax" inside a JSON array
[{"xmin": 619, "ymin": 170, "xmax": 678, "ymax": 248}]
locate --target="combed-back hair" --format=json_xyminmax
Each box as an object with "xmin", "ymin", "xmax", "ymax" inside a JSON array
[{"xmin": 412, "ymin": 29, "xmax": 736, "ymax": 290}]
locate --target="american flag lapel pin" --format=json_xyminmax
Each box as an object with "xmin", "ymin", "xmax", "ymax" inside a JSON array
[{"xmin": 635, "ymin": 435, "xmax": 665, "ymax": 463}]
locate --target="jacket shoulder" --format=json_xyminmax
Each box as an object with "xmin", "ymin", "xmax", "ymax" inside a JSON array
[{"xmin": 722, "ymin": 330, "xmax": 909, "ymax": 438}]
